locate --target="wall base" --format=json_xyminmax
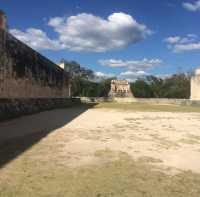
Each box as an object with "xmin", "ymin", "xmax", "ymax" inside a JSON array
[
  {"xmin": 0, "ymin": 98, "xmax": 80, "ymax": 121},
  {"xmin": 80, "ymin": 97, "xmax": 200, "ymax": 106}
]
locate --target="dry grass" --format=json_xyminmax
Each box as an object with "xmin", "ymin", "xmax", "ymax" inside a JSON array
[
  {"xmin": 94, "ymin": 102, "xmax": 200, "ymax": 112},
  {"xmin": 1, "ymin": 150, "xmax": 200, "ymax": 197}
]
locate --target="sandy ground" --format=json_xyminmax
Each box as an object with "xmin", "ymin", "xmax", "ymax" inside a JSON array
[
  {"xmin": 52, "ymin": 108, "xmax": 200, "ymax": 174},
  {"xmin": 1, "ymin": 106, "xmax": 200, "ymax": 174}
]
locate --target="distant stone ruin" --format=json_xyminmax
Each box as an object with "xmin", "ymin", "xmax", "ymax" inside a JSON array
[
  {"xmin": 191, "ymin": 68, "xmax": 200, "ymax": 100},
  {"xmin": 109, "ymin": 80, "xmax": 133, "ymax": 97}
]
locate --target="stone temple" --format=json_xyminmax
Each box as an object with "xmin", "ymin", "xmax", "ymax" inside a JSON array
[
  {"xmin": 191, "ymin": 68, "xmax": 200, "ymax": 100},
  {"xmin": 109, "ymin": 80, "xmax": 133, "ymax": 97}
]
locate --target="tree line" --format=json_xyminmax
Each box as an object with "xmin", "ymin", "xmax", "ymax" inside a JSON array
[
  {"xmin": 62, "ymin": 60, "xmax": 191, "ymax": 99},
  {"xmin": 131, "ymin": 74, "xmax": 191, "ymax": 99}
]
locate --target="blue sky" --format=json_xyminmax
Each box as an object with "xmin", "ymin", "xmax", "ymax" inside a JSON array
[{"xmin": 1, "ymin": 0, "xmax": 200, "ymax": 80}]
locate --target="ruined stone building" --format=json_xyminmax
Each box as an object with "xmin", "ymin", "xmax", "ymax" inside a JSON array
[
  {"xmin": 0, "ymin": 10, "xmax": 70, "ymax": 98},
  {"xmin": 191, "ymin": 68, "xmax": 200, "ymax": 100},
  {"xmin": 109, "ymin": 80, "xmax": 133, "ymax": 97}
]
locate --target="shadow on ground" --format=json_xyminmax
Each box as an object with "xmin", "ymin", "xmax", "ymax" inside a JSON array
[{"xmin": 0, "ymin": 103, "xmax": 95, "ymax": 168}]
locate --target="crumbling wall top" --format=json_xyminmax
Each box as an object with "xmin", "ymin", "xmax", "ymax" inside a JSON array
[{"xmin": 0, "ymin": 10, "xmax": 7, "ymax": 31}]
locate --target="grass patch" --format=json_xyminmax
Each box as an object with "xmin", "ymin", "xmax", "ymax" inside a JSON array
[
  {"xmin": 94, "ymin": 102, "xmax": 200, "ymax": 113},
  {"xmin": 0, "ymin": 151, "xmax": 200, "ymax": 197}
]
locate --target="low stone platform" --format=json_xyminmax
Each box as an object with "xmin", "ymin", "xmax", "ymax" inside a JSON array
[
  {"xmin": 0, "ymin": 98, "xmax": 80, "ymax": 121},
  {"xmin": 80, "ymin": 97, "xmax": 200, "ymax": 106}
]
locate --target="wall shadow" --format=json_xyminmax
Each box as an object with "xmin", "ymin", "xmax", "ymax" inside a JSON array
[{"xmin": 0, "ymin": 103, "xmax": 96, "ymax": 168}]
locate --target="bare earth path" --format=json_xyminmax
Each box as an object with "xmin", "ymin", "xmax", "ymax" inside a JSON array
[{"xmin": 0, "ymin": 103, "xmax": 200, "ymax": 196}]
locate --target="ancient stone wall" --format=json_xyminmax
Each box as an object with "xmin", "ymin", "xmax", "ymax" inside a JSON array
[
  {"xmin": 0, "ymin": 29, "xmax": 70, "ymax": 98},
  {"xmin": 80, "ymin": 97, "xmax": 200, "ymax": 106},
  {"xmin": 0, "ymin": 98, "xmax": 81, "ymax": 121}
]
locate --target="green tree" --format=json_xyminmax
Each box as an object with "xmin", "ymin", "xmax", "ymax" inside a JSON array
[
  {"xmin": 131, "ymin": 73, "xmax": 191, "ymax": 99},
  {"xmin": 162, "ymin": 74, "xmax": 190, "ymax": 98},
  {"xmin": 61, "ymin": 59, "xmax": 94, "ymax": 80},
  {"xmin": 131, "ymin": 80, "xmax": 154, "ymax": 98},
  {"xmin": 98, "ymin": 78, "xmax": 114, "ymax": 97},
  {"xmin": 146, "ymin": 76, "xmax": 164, "ymax": 98},
  {"xmin": 60, "ymin": 59, "xmax": 94, "ymax": 96}
]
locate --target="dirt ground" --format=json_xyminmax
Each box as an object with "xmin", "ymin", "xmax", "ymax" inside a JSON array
[{"xmin": 0, "ymin": 103, "xmax": 200, "ymax": 196}]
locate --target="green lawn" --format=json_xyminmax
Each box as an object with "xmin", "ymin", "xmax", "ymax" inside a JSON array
[{"xmin": 94, "ymin": 102, "xmax": 200, "ymax": 113}]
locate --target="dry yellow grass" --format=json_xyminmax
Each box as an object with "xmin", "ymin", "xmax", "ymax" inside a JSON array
[
  {"xmin": 1, "ymin": 149, "xmax": 200, "ymax": 197},
  {"xmin": 95, "ymin": 102, "xmax": 200, "ymax": 112}
]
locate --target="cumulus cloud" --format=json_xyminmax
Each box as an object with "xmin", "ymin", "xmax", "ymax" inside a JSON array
[
  {"xmin": 165, "ymin": 34, "xmax": 200, "ymax": 53},
  {"xmin": 94, "ymin": 69, "xmax": 153, "ymax": 82},
  {"xmin": 98, "ymin": 58, "xmax": 162, "ymax": 72},
  {"xmin": 174, "ymin": 42, "xmax": 200, "ymax": 52},
  {"xmin": 98, "ymin": 58, "xmax": 162, "ymax": 81},
  {"xmin": 119, "ymin": 70, "xmax": 148, "ymax": 81},
  {"xmin": 48, "ymin": 17, "xmax": 65, "ymax": 27},
  {"xmin": 95, "ymin": 70, "xmax": 148, "ymax": 82},
  {"xmin": 183, "ymin": 0, "xmax": 200, "ymax": 11},
  {"xmin": 95, "ymin": 71, "xmax": 115, "ymax": 78},
  {"xmin": 164, "ymin": 36, "xmax": 181, "ymax": 44},
  {"xmin": 119, "ymin": 71, "xmax": 171, "ymax": 82},
  {"xmin": 10, "ymin": 12, "xmax": 151, "ymax": 52},
  {"xmin": 10, "ymin": 28, "xmax": 61, "ymax": 50},
  {"xmin": 155, "ymin": 74, "xmax": 171, "ymax": 79},
  {"xmin": 94, "ymin": 71, "xmax": 116, "ymax": 82}
]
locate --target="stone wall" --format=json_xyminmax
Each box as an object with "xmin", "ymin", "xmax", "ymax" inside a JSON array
[
  {"xmin": 0, "ymin": 98, "xmax": 81, "ymax": 121},
  {"xmin": 0, "ymin": 29, "xmax": 70, "ymax": 98},
  {"xmin": 80, "ymin": 97, "xmax": 200, "ymax": 106}
]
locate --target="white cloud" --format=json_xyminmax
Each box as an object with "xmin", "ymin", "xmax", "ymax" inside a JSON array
[
  {"xmin": 95, "ymin": 71, "xmax": 115, "ymax": 78},
  {"xmin": 165, "ymin": 34, "xmax": 200, "ymax": 53},
  {"xmin": 10, "ymin": 12, "xmax": 151, "ymax": 53},
  {"xmin": 94, "ymin": 71, "xmax": 116, "ymax": 82},
  {"xmin": 49, "ymin": 12, "xmax": 152, "ymax": 52},
  {"xmin": 98, "ymin": 58, "xmax": 162, "ymax": 82},
  {"xmin": 94, "ymin": 70, "xmax": 148, "ymax": 82},
  {"xmin": 155, "ymin": 74, "xmax": 171, "ymax": 79},
  {"xmin": 183, "ymin": 0, "xmax": 200, "ymax": 11},
  {"xmin": 95, "ymin": 57, "xmax": 165, "ymax": 82},
  {"xmin": 164, "ymin": 36, "xmax": 180, "ymax": 44},
  {"xmin": 10, "ymin": 28, "xmax": 61, "ymax": 50},
  {"xmin": 98, "ymin": 58, "xmax": 162, "ymax": 72},
  {"xmin": 48, "ymin": 17, "xmax": 64, "ymax": 27},
  {"xmin": 165, "ymin": 35, "xmax": 197, "ymax": 45},
  {"xmin": 119, "ymin": 71, "xmax": 172, "ymax": 82},
  {"xmin": 174, "ymin": 42, "xmax": 200, "ymax": 52},
  {"xmin": 119, "ymin": 70, "xmax": 148, "ymax": 81}
]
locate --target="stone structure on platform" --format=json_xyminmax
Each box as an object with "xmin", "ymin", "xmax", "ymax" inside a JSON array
[
  {"xmin": 191, "ymin": 68, "xmax": 200, "ymax": 100},
  {"xmin": 109, "ymin": 80, "xmax": 133, "ymax": 97}
]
